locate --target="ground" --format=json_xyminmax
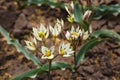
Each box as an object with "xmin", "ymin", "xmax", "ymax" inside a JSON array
[{"xmin": 0, "ymin": 0, "xmax": 120, "ymax": 80}]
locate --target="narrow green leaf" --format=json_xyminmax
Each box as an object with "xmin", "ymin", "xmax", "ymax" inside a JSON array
[
  {"xmin": 76, "ymin": 38, "xmax": 102, "ymax": 65},
  {"xmin": 0, "ymin": 26, "xmax": 41, "ymax": 66},
  {"xmin": 74, "ymin": 3, "xmax": 83, "ymax": 24},
  {"xmin": 12, "ymin": 67, "xmax": 44, "ymax": 80},
  {"xmin": 91, "ymin": 29, "xmax": 120, "ymax": 41},
  {"xmin": 26, "ymin": 0, "xmax": 65, "ymax": 8},
  {"xmin": 83, "ymin": 22, "xmax": 89, "ymax": 32},
  {"xmin": 12, "ymin": 62, "xmax": 73, "ymax": 80},
  {"xmin": 92, "ymin": 4, "xmax": 120, "ymax": 19},
  {"xmin": 42, "ymin": 62, "xmax": 74, "ymax": 71}
]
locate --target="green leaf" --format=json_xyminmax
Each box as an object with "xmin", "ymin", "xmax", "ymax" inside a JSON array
[
  {"xmin": 83, "ymin": 22, "xmax": 89, "ymax": 32},
  {"xmin": 12, "ymin": 67, "xmax": 45, "ymax": 80},
  {"xmin": 91, "ymin": 29, "xmax": 120, "ymax": 41},
  {"xmin": 25, "ymin": 0, "xmax": 65, "ymax": 9},
  {"xmin": 0, "ymin": 26, "xmax": 41, "ymax": 66},
  {"xmin": 42, "ymin": 62, "xmax": 74, "ymax": 71},
  {"xmin": 12, "ymin": 62, "xmax": 73, "ymax": 80},
  {"xmin": 76, "ymin": 38, "xmax": 102, "ymax": 65},
  {"xmin": 74, "ymin": 3, "xmax": 83, "ymax": 24},
  {"xmin": 92, "ymin": 4, "xmax": 120, "ymax": 19}
]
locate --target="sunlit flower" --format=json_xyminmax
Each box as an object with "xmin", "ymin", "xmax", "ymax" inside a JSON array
[
  {"xmin": 49, "ymin": 25, "xmax": 61, "ymax": 38},
  {"xmin": 33, "ymin": 24, "xmax": 49, "ymax": 41},
  {"xmin": 82, "ymin": 25, "xmax": 92, "ymax": 40},
  {"xmin": 24, "ymin": 37, "xmax": 37, "ymax": 51},
  {"xmin": 65, "ymin": 26, "xmax": 82, "ymax": 40},
  {"xmin": 83, "ymin": 31, "xmax": 89, "ymax": 40},
  {"xmin": 59, "ymin": 43, "xmax": 74, "ymax": 57},
  {"xmin": 65, "ymin": 1, "xmax": 74, "ymax": 23},
  {"xmin": 67, "ymin": 14, "xmax": 74, "ymax": 23},
  {"xmin": 56, "ymin": 19, "xmax": 64, "ymax": 27},
  {"xmin": 41, "ymin": 46, "xmax": 55, "ymax": 59},
  {"xmin": 65, "ymin": 1, "xmax": 74, "ymax": 15}
]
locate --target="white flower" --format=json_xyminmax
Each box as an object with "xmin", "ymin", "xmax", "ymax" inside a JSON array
[
  {"xmin": 82, "ymin": 25, "xmax": 92, "ymax": 40},
  {"xmin": 49, "ymin": 25, "xmax": 61, "ymax": 38},
  {"xmin": 65, "ymin": 26, "xmax": 82, "ymax": 40},
  {"xmin": 65, "ymin": 2, "xmax": 74, "ymax": 23},
  {"xmin": 83, "ymin": 10, "xmax": 92, "ymax": 22},
  {"xmin": 83, "ymin": 31, "xmax": 89, "ymax": 40},
  {"xmin": 65, "ymin": 1, "xmax": 74, "ymax": 15},
  {"xmin": 59, "ymin": 43, "xmax": 74, "ymax": 57},
  {"xmin": 56, "ymin": 19, "xmax": 64, "ymax": 27},
  {"xmin": 41, "ymin": 46, "xmax": 55, "ymax": 59},
  {"xmin": 33, "ymin": 24, "xmax": 49, "ymax": 41},
  {"xmin": 67, "ymin": 14, "xmax": 74, "ymax": 23},
  {"xmin": 24, "ymin": 37, "xmax": 36, "ymax": 51}
]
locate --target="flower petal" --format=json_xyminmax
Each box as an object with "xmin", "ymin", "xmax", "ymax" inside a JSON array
[
  {"xmin": 65, "ymin": 31, "xmax": 71, "ymax": 39},
  {"xmin": 50, "ymin": 46, "xmax": 55, "ymax": 54},
  {"xmin": 41, "ymin": 54, "xmax": 54, "ymax": 59},
  {"xmin": 25, "ymin": 40, "xmax": 36, "ymax": 51},
  {"xmin": 71, "ymin": 26, "xmax": 75, "ymax": 32},
  {"xmin": 45, "ymin": 28, "xmax": 49, "ymax": 39},
  {"xmin": 63, "ymin": 54, "xmax": 71, "ymax": 57},
  {"xmin": 41, "ymin": 46, "xmax": 48, "ymax": 55}
]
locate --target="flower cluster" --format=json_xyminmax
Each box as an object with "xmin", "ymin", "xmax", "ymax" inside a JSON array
[
  {"xmin": 24, "ymin": 19, "xmax": 76, "ymax": 60},
  {"xmin": 24, "ymin": 18, "xmax": 91, "ymax": 60}
]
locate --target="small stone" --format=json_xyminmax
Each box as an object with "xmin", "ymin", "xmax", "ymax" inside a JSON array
[
  {"xmin": 114, "ymin": 49, "xmax": 120, "ymax": 56},
  {"xmin": 83, "ymin": 66, "xmax": 94, "ymax": 74},
  {"xmin": 115, "ymin": 25, "xmax": 120, "ymax": 33},
  {"xmin": 14, "ymin": 13, "xmax": 27, "ymax": 29},
  {"xmin": 91, "ymin": 20, "xmax": 107, "ymax": 30},
  {"xmin": 108, "ymin": 21, "xmax": 117, "ymax": 29}
]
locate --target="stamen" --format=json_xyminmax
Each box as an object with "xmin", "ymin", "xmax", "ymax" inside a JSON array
[
  {"xmin": 38, "ymin": 32, "xmax": 45, "ymax": 38},
  {"xmin": 71, "ymin": 32, "xmax": 79, "ymax": 37},
  {"xmin": 60, "ymin": 49, "xmax": 65, "ymax": 55},
  {"xmin": 45, "ymin": 51, "xmax": 51, "ymax": 57}
]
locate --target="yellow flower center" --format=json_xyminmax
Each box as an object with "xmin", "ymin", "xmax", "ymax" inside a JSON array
[
  {"xmin": 45, "ymin": 51, "xmax": 51, "ymax": 57},
  {"xmin": 60, "ymin": 49, "xmax": 65, "ymax": 55},
  {"xmin": 53, "ymin": 34, "xmax": 57, "ymax": 38},
  {"xmin": 67, "ymin": 37, "xmax": 72, "ymax": 41},
  {"xmin": 38, "ymin": 32, "xmax": 45, "ymax": 38},
  {"xmin": 67, "ymin": 14, "xmax": 74, "ymax": 23},
  {"xmin": 71, "ymin": 32, "xmax": 79, "ymax": 37}
]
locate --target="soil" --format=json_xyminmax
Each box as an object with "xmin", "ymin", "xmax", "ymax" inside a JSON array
[{"xmin": 0, "ymin": 0, "xmax": 120, "ymax": 80}]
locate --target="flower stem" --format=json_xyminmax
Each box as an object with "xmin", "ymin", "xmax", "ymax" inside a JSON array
[
  {"xmin": 71, "ymin": 40, "xmax": 77, "ymax": 72},
  {"xmin": 48, "ymin": 60, "xmax": 52, "ymax": 80},
  {"xmin": 73, "ymin": 52, "xmax": 77, "ymax": 72}
]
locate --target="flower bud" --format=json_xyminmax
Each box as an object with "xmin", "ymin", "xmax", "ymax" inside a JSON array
[{"xmin": 82, "ymin": 10, "xmax": 92, "ymax": 22}]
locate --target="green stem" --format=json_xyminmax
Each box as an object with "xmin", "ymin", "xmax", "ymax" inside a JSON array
[
  {"xmin": 53, "ymin": 37, "xmax": 56, "ymax": 45},
  {"xmin": 48, "ymin": 60, "xmax": 52, "ymax": 80},
  {"xmin": 42, "ymin": 40, "xmax": 46, "ymax": 46},
  {"xmin": 72, "ymin": 40, "xmax": 77, "ymax": 72},
  {"xmin": 73, "ymin": 52, "xmax": 77, "ymax": 72}
]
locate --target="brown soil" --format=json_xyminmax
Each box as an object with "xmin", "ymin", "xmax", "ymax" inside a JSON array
[{"xmin": 0, "ymin": 0, "xmax": 120, "ymax": 80}]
